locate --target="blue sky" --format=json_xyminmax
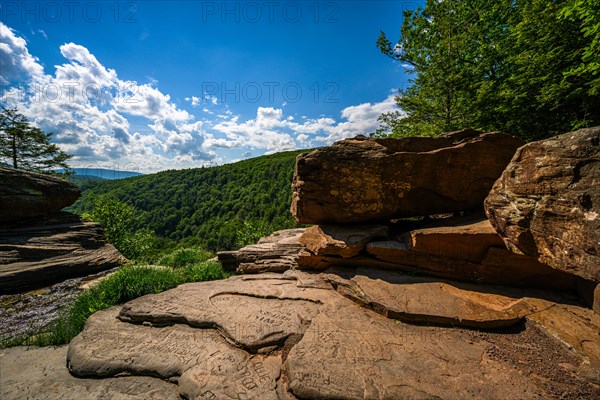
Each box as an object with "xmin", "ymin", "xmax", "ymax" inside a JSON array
[{"xmin": 1, "ymin": 1, "xmax": 420, "ymax": 172}]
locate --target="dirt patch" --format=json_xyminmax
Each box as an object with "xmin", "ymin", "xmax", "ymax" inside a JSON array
[
  {"xmin": 0, "ymin": 268, "xmax": 118, "ymax": 343},
  {"xmin": 466, "ymin": 321, "xmax": 600, "ymax": 399}
]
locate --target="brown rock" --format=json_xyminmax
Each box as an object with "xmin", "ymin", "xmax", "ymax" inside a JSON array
[
  {"xmin": 217, "ymin": 228, "xmax": 306, "ymax": 273},
  {"xmin": 0, "ymin": 345, "xmax": 179, "ymax": 400},
  {"xmin": 400, "ymin": 215, "xmax": 505, "ymax": 262},
  {"xmin": 0, "ymin": 167, "xmax": 80, "ymax": 223},
  {"xmin": 291, "ymin": 129, "xmax": 524, "ymax": 224},
  {"xmin": 592, "ymin": 283, "xmax": 600, "ymax": 314},
  {"xmin": 323, "ymin": 268, "xmax": 554, "ymax": 329},
  {"xmin": 0, "ymin": 212, "xmax": 127, "ymax": 294},
  {"xmin": 299, "ymin": 224, "xmax": 388, "ymax": 258},
  {"xmin": 485, "ymin": 126, "xmax": 600, "ymax": 282},
  {"xmin": 363, "ymin": 241, "xmax": 579, "ymax": 291}
]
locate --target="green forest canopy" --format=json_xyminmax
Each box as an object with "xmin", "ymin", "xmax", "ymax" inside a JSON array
[
  {"xmin": 70, "ymin": 150, "xmax": 306, "ymax": 251},
  {"xmin": 376, "ymin": 0, "xmax": 600, "ymax": 140}
]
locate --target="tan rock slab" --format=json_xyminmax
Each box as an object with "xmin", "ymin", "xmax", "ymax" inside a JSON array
[
  {"xmin": 300, "ymin": 224, "xmax": 388, "ymax": 258},
  {"xmin": 217, "ymin": 228, "xmax": 306, "ymax": 273},
  {"xmin": 284, "ymin": 297, "xmax": 545, "ymax": 400},
  {"xmin": 0, "ymin": 166, "xmax": 80, "ymax": 223},
  {"xmin": 323, "ymin": 268, "xmax": 554, "ymax": 329},
  {"xmin": 67, "ymin": 307, "xmax": 281, "ymax": 400},
  {"xmin": 118, "ymin": 273, "xmax": 335, "ymax": 352},
  {"xmin": 0, "ymin": 345, "xmax": 179, "ymax": 400},
  {"xmin": 364, "ymin": 239, "xmax": 579, "ymax": 291},
  {"xmin": 55, "ymin": 272, "xmax": 600, "ymax": 399},
  {"xmin": 0, "ymin": 212, "xmax": 127, "ymax": 294},
  {"xmin": 400, "ymin": 216, "xmax": 505, "ymax": 262}
]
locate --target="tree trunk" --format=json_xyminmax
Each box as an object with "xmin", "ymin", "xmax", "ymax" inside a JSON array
[{"xmin": 12, "ymin": 133, "xmax": 17, "ymax": 169}]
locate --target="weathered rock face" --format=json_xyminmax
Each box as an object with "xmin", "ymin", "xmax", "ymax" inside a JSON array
[
  {"xmin": 485, "ymin": 126, "xmax": 600, "ymax": 283},
  {"xmin": 59, "ymin": 271, "xmax": 600, "ymax": 400},
  {"xmin": 0, "ymin": 167, "xmax": 80, "ymax": 223},
  {"xmin": 298, "ymin": 215, "xmax": 579, "ymax": 292},
  {"xmin": 299, "ymin": 224, "xmax": 388, "ymax": 258},
  {"xmin": 291, "ymin": 129, "xmax": 524, "ymax": 224},
  {"xmin": 217, "ymin": 228, "xmax": 306, "ymax": 274},
  {"xmin": 0, "ymin": 213, "xmax": 127, "ymax": 294}
]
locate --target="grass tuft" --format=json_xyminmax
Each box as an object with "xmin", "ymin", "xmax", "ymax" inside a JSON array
[{"xmin": 158, "ymin": 246, "xmax": 214, "ymax": 268}]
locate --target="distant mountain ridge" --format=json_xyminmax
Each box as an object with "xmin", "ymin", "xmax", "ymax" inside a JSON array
[{"xmin": 69, "ymin": 168, "xmax": 143, "ymax": 180}]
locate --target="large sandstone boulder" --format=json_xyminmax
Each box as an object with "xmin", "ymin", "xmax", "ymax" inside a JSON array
[
  {"xmin": 58, "ymin": 271, "xmax": 600, "ymax": 399},
  {"xmin": 485, "ymin": 126, "xmax": 600, "ymax": 282},
  {"xmin": 0, "ymin": 167, "xmax": 80, "ymax": 223},
  {"xmin": 0, "ymin": 212, "xmax": 126, "ymax": 294},
  {"xmin": 291, "ymin": 129, "xmax": 524, "ymax": 224}
]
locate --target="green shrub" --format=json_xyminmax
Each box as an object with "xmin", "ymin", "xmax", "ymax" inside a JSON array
[
  {"xmin": 158, "ymin": 246, "xmax": 213, "ymax": 268},
  {"xmin": 180, "ymin": 261, "xmax": 227, "ymax": 282},
  {"xmin": 82, "ymin": 194, "xmax": 157, "ymax": 260}
]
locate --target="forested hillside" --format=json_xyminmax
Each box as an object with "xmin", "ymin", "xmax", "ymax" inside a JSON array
[{"xmin": 69, "ymin": 150, "xmax": 307, "ymax": 250}]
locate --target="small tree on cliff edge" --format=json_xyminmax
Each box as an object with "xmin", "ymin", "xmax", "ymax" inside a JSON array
[{"xmin": 0, "ymin": 107, "xmax": 72, "ymax": 172}]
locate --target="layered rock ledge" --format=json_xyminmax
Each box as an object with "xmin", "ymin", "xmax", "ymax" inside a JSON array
[{"xmin": 0, "ymin": 212, "xmax": 126, "ymax": 294}]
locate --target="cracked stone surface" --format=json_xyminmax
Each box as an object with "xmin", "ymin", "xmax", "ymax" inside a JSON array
[
  {"xmin": 6, "ymin": 271, "xmax": 600, "ymax": 399},
  {"xmin": 525, "ymin": 299, "xmax": 600, "ymax": 369},
  {"xmin": 117, "ymin": 273, "xmax": 333, "ymax": 352},
  {"xmin": 67, "ymin": 307, "xmax": 282, "ymax": 400},
  {"xmin": 284, "ymin": 297, "xmax": 545, "ymax": 400}
]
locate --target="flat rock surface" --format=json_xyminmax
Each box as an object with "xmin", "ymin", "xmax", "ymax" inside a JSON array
[
  {"xmin": 284, "ymin": 297, "xmax": 544, "ymax": 400},
  {"xmin": 0, "ymin": 213, "xmax": 126, "ymax": 294},
  {"xmin": 0, "ymin": 345, "xmax": 180, "ymax": 400},
  {"xmin": 322, "ymin": 268, "xmax": 556, "ymax": 328},
  {"xmin": 6, "ymin": 271, "xmax": 599, "ymax": 399},
  {"xmin": 291, "ymin": 129, "xmax": 523, "ymax": 224},
  {"xmin": 525, "ymin": 300, "xmax": 600, "ymax": 369},
  {"xmin": 485, "ymin": 126, "xmax": 600, "ymax": 282},
  {"xmin": 67, "ymin": 307, "xmax": 282, "ymax": 400},
  {"xmin": 117, "ymin": 273, "xmax": 334, "ymax": 352},
  {"xmin": 400, "ymin": 215, "xmax": 505, "ymax": 262}
]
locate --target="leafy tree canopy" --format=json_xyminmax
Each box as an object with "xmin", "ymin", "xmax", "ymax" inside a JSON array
[
  {"xmin": 376, "ymin": 0, "xmax": 600, "ymax": 140},
  {"xmin": 0, "ymin": 107, "xmax": 72, "ymax": 172}
]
